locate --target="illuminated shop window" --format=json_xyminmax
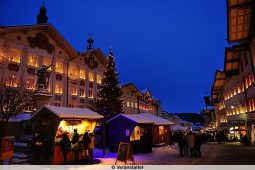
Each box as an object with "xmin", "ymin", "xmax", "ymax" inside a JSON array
[
  {"xmin": 127, "ymin": 101, "xmax": 130, "ymax": 107},
  {"xmin": 97, "ymin": 74, "xmax": 102, "ymax": 84},
  {"xmin": 55, "ymin": 62, "xmax": 63, "ymax": 73},
  {"xmin": 43, "ymin": 58, "xmax": 51, "ymax": 70},
  {"xmin": 26, "ymin": 78, "xmax": 36, "ymax": 89},
  {"xmin": 6, "ymin": 75, "xmax": 18, "ymax": 87},
  {"xmin": 9, "ymin": 49, "xmax": 20, "ymax": 63},
  {"xmin": 88, "ymin": 89, "xmax": 93, "ymax": 98},
  {"xmin": 135, "ymin": 102, "xmax": 138, "ymax": 108},
  {"xmin": 130, "ymin": 126, "xmax": 141, "ymax": 141},
  {"xmin": 80, "ymin": 88, "xmax": 85, "ymax": 97},
  {"xmin": 80, "ymin": 69, "xmax": 85, "ymax": 79},
  {"xmin": 159, "ymin": 126, "xmax": 164, "ymax": 135},
  {"xmin": 89, "ymin": 72, "xmax": 94, "ymax": 81},
  {"xmin": 71, "ymin": 85, "xmax": 77, "ymax": 96},
  {"xmin": 55, "ymin": 83, "xmax": 63, "ymax": 94},
  {"xmin": 28, "ymin": 54, "xmax": 38, "ymax": 67}
]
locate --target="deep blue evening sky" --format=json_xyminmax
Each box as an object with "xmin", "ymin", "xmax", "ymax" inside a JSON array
[{"xmin": 0, "ymin": 0, "xmax": 228, "ymax": 113}]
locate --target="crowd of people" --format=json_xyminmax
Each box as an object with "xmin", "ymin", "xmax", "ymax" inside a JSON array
[
  {"xmin": 177, "ymin": 131, "xmax": 202, "ymax": 158},
  {"xmin": 33, "ymin": 128, "xmax": 94, "ymax": 165}
]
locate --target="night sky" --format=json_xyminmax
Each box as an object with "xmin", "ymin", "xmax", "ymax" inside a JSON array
[{"xmin": 0, "ymin": 0, "xmax": 228, "ymax": 113}]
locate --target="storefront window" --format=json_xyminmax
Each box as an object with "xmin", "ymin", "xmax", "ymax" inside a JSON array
[
  {"xmin": 9, "ymin": 48, "xmax": 20, "ymax": 63},
  {"xmin": 159, "ymin": 126, "xmax": 164, "ymax": 135},
  {"xmin": 28, "ymin": 54, "xmax": 38, "ymax": 67},
  {"xmin": 55, "ymin": 61, "xmax": 63, "ymax": 73},
  {"xmin": 130, "ymin": 126, "xmax": 141, "ymax": 141}
]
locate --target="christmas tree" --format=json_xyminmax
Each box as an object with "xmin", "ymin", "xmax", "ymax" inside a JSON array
[{"xmin": 95, "ymin": 49, "xmax": 123, "ymax": 119}]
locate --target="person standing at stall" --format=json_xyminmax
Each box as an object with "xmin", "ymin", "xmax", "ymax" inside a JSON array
[
  {"xmin": 88, "ymin": 132, "xmax": 95, "ymax": 161},
  {"xmin": 60, "ymin": 133, "xmax": 71, "ymax": 164},
  {"xmin": 71, "ymin": 129, "xmax": 80, "ymax": 163},
  {"xmin": 82, "ymin": 132, "xmax": 91, "ymax": 161}
]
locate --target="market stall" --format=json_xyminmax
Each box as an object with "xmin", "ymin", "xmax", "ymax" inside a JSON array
[{"xmin": 30, "ymin": 105, "xmax": 103, "ymax": 164}]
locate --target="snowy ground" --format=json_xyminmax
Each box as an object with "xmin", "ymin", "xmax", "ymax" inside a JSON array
[{"xmin": 94, "ymin": 143, "xmax": 212, "ymax": 165}]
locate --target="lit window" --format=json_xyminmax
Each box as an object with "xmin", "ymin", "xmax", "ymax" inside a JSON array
[
  {"xmin": 55, "ymin": 62, "xmax": 63, "ymax": 73},
  {"xmin": 97, "ymin": 74, "xmax": 102, "ymax": 84},
  {"xmin": 89, "ymin": 72, "xmax": 94, "ymax": 81},
  {"xmin": 127, "ymin": 101, "xmax": 130, "ymax": 107},
  {"xmin": 80, "ymin": 69, "xmax": 85, "ymax": 79},
  {"xmin": 80, "ymin": 88, "xmax": 85, "ymax": 97},
  {"xmin": 131, "ymin": 102, "xmax": 134, "ymax": 108},
  {"xmin": 69, "ymin": 65, "xmax": 79, "ymax": 79},
  {"xmin": 43, "ymin": 58, "xmax": 51, "ymax": 70},
  {"xmin": 135, "ymin": 103, "xmax": 138, "ymax": 108},
  {"xmin": 130, "ymin": 126, "xmax": 141, "ymax": 141},
  {"xmin": 159, "ymin": 126, "xmax": 164, "ymax": 135},
  {"xmin": 9, "ymin": 49, "xmax": 20, "ymax": 63},
  {"xmin": 6, "ymin": 75, "xmax": 18, "ymax": 87},
  {"xmin": 88, "ymin": 90, "xmax": 93, "ymax": 98},
  {"xmin": 26, "ymin": 78, "xmax": 36, "ymax": 89},
  {"xmin": 28, "ymin": 54, "xmax": 38, "ymax": 67},
  {"xmin": 71, "ymin": 85, "xmax": 77, "ymax": 96},
  {"xmin": 55, "ymin": 83, "xmax": 62, "ymax": 94}
]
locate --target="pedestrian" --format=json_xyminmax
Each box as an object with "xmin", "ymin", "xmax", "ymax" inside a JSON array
[
  {"xmin": 177, "ymin": 131, "xmax": 185, "ymax": 157},
  {"xmin": 186, "ymin": 131, "xmax": 195, "ymax": 158},
  {"xmin": 183, "ymin": 132, "xmax": 189, "ymax": 156},
  {"xmin": 82, "ymin": 132, "xmax": 91, "ymax": 160},
  {"xmin": 71, "ymin": 129, "xmax": 80, "ymax": 163},
  {"xmin": 194, "ymin": 133, "xmax": 202, "ymax": 158},
  {"xmin": 32, "ymin": 132, "xmax": 43, "ymax": 164},
  {"xmin": 60, "ymin": 133, "xmax": 71, "ymax": 164}
]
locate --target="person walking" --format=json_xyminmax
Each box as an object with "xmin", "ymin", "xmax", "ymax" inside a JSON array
[
  {"xmin": 177, "ymin": 131, "xmax": 185, "ymax": 157},
  {"xmin": 194, "ymin": 133, "xmax": 202, "ymax": 158},
  {"xmin": 82, "ymin": 132, "xmax": 91, "ymax": 161},
  {"xmin": 186, "ymin": 131, "xmax": 195, "ymax": 158},
  {"xmin": 183, "ymin": 132, "xmax": 189, "ymax": 156},
  {"xmin": 60, "ymin": 133, "xmax": 71, "ymax": 164},
  {"xmin": 71, "ymin": 129, "xmax": 80, "ymax": 163}
]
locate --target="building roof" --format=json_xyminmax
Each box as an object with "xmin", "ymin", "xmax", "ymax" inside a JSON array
[
  {"xmin": 8, "ymin": 113, "xmax": 32, "ymax": 122},
  {"xmin": 32, "ymin": 105, "xmax": 104, "ymax": 120},
  {"xmin": 120, "ymin": 82, "xmax": 143, "ymax": 97},
  {"xmin": 107, "ymin": 113, "xmax": 175, "ymax": 125}
]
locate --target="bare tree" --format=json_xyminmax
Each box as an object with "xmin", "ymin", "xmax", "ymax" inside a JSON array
[{"xmin": 0, "ymin": 79, "xmax": 34, "ymax": 138}]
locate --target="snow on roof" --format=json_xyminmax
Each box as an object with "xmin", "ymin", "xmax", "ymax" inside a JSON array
[
  {"xmin": 171, "ymin": 124, "xmax": 189, "ymax": 131},
  {"xmin": 106, "ymin": 114, "xmax": 153, "ymax": 124},
  {"xmin": 33, "ymin": 105, "xmax": 104, "ymax": 119},
  {"xmin": 140, "ymin": 89, "xmax": 149, "ymax": 94},
  {"xmin": 8, "ymin": 113, "xmax": 32, "ymax": 122},
  {"xmin": 131, "ymin": 113, "xmax": 175, "ymax": 125}
]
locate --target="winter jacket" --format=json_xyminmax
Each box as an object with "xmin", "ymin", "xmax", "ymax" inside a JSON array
[{"xmin": 186, "ymin": 134, "xmax": 195, "ymax": 149}]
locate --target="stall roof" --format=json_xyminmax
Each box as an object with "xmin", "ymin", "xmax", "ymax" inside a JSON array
[
  {"xmin": 32, "ymin": 105, "xmax": 104, "ymax": 119},
  {"xmin": 106, "ymin": 114, "xmax": 154, "ymax": 124},
  {"xmin": 131, "ymin": 113, "xmax": 175, "ymax": 125}
]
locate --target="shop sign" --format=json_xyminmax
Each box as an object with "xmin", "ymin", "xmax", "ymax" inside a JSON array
[{"xmin": 0, "ymin": 136, "xmax": 14, "ymax": 161}]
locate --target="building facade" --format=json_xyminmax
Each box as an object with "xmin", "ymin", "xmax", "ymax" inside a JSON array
[
  {"xmin": 211, "ymin": 0, "xmax": 255, "ymax": 144},
  {"xmin": 120, "ymin": 83, "xmax": 163, "ymax": 116},
  {"xmin": 0, "ymin": 4, "xmax": 107, "ymax": 111}
]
